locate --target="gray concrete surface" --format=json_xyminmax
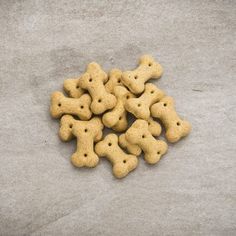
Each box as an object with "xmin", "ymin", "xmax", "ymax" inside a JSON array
[{"xmin": 0, "ymin": 0, "xmax": 236, "ymax": 235}]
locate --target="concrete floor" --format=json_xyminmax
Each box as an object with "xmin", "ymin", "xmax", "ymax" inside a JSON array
[{"xmin": 0, "ymin": 0, "xmax": 235, "ymax": 235}]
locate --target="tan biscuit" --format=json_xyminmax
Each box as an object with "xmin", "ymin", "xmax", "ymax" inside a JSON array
[
  {"xmin": 50, "ymin": 91, "xmax": 92, "ymax": 120},
  {"xmin": 59, "ymin": 115, "xmax": 102, "ymax": 142},
  {"xmin": 102, "ymin": 86, "xmax": 135, "ymax": 132},
  {"xmin": 105, "ymin": 69, "xmax": 123, "ymax": 93},
  {"xmin": 59, "ymin": 115, "xmax": 75, "ymax": 141},
  {"xmin": 118, "ymin": 117, "xmax": 161, "ymax": 155},
  {"xmin": 71, "ymin": 117, "xmax": 104, "ymax": 168},
  {"xmin": 147, "ymin": 117, "xmax": 162, "ymax": 137},
  {"xmin": 151, "ymin": 96, "xmax": 191, "ymax": 143},
  {"xmin": 125, "ymin": 83, "xmax": 165, "ymax": 120},
  {"xmin": 118, "ymin": 134, "xmax": 142, "ymax": 156},
  {"xmin": 125, "ymin": 120, "xmax": 168, "ymax": 164},
  {"xmin": 121, "ymin": 55, "xmax": 163, "ymax": 94},
  {"xmin": 63, "ymin": 77, "xmax": 85, "ymax": 98},
  {"xmin": 95, "ymin": 134, "xmax": 138, "ymax": 178},
  {"xmin": 112, "ymin": 113, "xmax": 128, "ymax": 132},
  {"xmin": 78, "ymin": 62, "xmax": 117, "ymax": 114}
]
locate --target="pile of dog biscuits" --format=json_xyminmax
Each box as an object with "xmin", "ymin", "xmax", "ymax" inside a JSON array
[{"xmin": 50, "ymin": 55, "xmax": 191, "ymax": 178}]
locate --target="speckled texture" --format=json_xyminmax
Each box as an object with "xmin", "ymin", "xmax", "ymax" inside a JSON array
[
  {"xmin": 102, "ymin": 86, "xmax": 135, "ymax": 131},
  {"xmin": 119, "ymin": 133, "xmax": 142, "ymax": 156},
  {"xmin": 70, "ymin": 117, "xmax": 104, "ymax": 168},
  {"xmin": 0, "ymin": 0, "xmax": 236, "ymax": 235},
  {"xmin": 50, "ymin": 91, "xmax": 92, "ymax": 120},
  {"xmin": 125, "ymin": 83, "xmax": 165, "ymax": 120},
  {"xmin": 95, "ymin": 134, "xmax": 138, "ymax": 178},
  {"xmin": 125, "ymin": 119, "xmax": 168, "ymax": 164},
  {"xmin": 121, "ymin": 55, "xmax": 163, "ymax": 94},
  {"xmin": 118, "ymin": 118, "xmax": 162, "ymax": 156},
  {"xmin": 147, "ymin": 117, "xmax": 162, "ymax": 137},
  {"xmin": 78, "ymin": 62, "xmax": 117, "ymax": 114},
  {"xmin": 151, "ymin": 96, "xmax": 191, "ymax": 142},
  {"xmin": 63, "ymin": 77, "xmax": 85, "ymax": 98},
  {"xmin": 105, "ymin": 69, "xmax": 123, "ymax": 93}
]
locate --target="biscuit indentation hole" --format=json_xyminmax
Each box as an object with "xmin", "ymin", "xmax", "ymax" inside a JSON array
[
  {"xmin": 126, "ymin": 95, "xmax": 130, "ymax": 99},
  {"xmin": 84, "ymin": 129, "xmax": 88, "ymax": 132},
  {"xmin": 148, "ymin": 63, "xmax": 152, "ymax": 67},
  {"xmin": 123, "ymin": 160, "xmax": 126, "ymax": 163},
  {"xmin": 80, "ymin": 105, "xmax": 84, "ymax": 109},
  {"xmin": 76, "ymin": 85, "xmax": 79, "ymax": 89},
  {"xmin": 84, "ymin": 153, "xmax": 87, "ymax": 157},
  {"xmin": 108, "ymin": 143, "xmax": 112, "ymax": 146},
  {"xmin": 119, "ymin": 117, "xmax": 122, "ymax": 120},
  {"xmin": 138, "ymin": 104, "xmax": 141, "ymax": 107},
  {"xmin": 142, "ymin": 135, "xmax": 145, "ymax": 138},
  {"xmin": 164, "ymin": 103, "xmax": 167, "ymax": 107},
  {"xmin": 69, "ymin": 124, "xmax": 73, "ymax": 128},
  {"xmin": 157, "ymin": 151, "xmax": 160, "ymax": 155},
  {"xmin": 134, "ymin": 75, "xmax": 138, "ymax": 80},
  {"xmin": 98, "ymin": 99, "xmax": 102, "ymax": 103},
  {"xmin": 58, "ymin": 103, "xmax": 61, "ymax": 107},
  {"xmin": 148, "ymin": 122, "xmax": 151, "ymax": 125},
  {"xmin": 118, "ymin": 79, "xmax": 121, "ymax": 83},
  {"xmin": 151, "ymin": 90, "xmax": 154, "ymax": 94},
  {"xmin": 89, "ymin": 78, "xmax": 92, "ymax": 82},
  {"xmin": 177, "ymin": 122, "xmax": 180, "ymax": 126}
]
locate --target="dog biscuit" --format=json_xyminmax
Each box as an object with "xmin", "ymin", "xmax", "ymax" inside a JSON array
[
  {"xmin": 105, "ymin": 69, "xmax": 123, "ymax": 93},
  {"xmin": 147, "ymin": 117, "xmax": 162, "ymax": 137},
  {"xmin": 121, "ymin": 55, "xmax": 163, "ymax": 94},
  {"xmin": 70, "ymin": 116, "xmax": 104, "ymax": 168},
  {"xmin": 118, "ymin": 117, "xmax": 162, "ymax": 155},
  {"xmin": 78, "ymin": 62, "xmax": 117, "ymax": 114},
  {"xmin": 50, "ymin": 91, "xmax": 92, "ymax": 120},
  {"xmin": 151, "ymin": 96, "xmax": 191, "ymax": 143},
  {"xmin": 59, "ymin": 115, "xmax": 102, "ymax": 142},
  {"xmin": 111, "ymin": 113, "xmax": 128, "ymax": 132},
  {"xmin": 125, "ymin": 119, "xmax": 168, "ymax": 164},
  {"xmin": 95, "ymin": 134, "xmax": 138, "ymax": 178},
  {"xmin": 63, "ymin": 77, "xmax": 85, "ymax": 98},
  {"xmin": 125, "ymin": 83, "xmax": 165, "ymax": 120},
  {"xmin": 118, "ymin": 133, "xmax": 142, "ymax": 156},
  {"xmin": 59, "ymin": 115, "xmax": 75, "ymax": 141},
  {"xmin": 50, "ymin": 55, "xmax": 192, "ymax": 179},
  {"xmin": 102, "ymin": 86, "xmax": 135, "ymax": 132}
]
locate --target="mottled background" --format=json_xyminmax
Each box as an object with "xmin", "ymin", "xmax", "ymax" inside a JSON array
[{"xmin": 0, "ymin": 0, "xmax": 235, "ymax": 235}]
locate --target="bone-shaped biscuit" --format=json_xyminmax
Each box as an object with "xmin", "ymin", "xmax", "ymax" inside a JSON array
[
  {"xmin": 121, "ymin": 55, "xmax": 163, "ymax": 94},
  {"xmin": 102, "ymin": 86, "xmax": 135, "ymax": 132},
  {"xmin": 105, "ymin": 69, "xmax": 123, "ymax": 93},
  {"xmin": 118, "ymin": 133, "xmax": 142, "ymax": 156},
  {"xmin": 78, "ymin": 62, "xmax": 117, "ymax": 114},
  {"xmin": 147, "ymin": 117, "xmax": 162, "ymax": 137},
  {"xmin": 70, "ymin": 117, "xmax": 104, "ymax": 168},
  {"xmin": 63, "ymin": 77, "xmax": 85, "ymax": 98},
  {"xmin": 50, "ymin": 91, "xmax": 92, "ymax": 120},
  {"xmin": 151, "ymin": 96, "xmax": 191, "ymax": 143},
  {"xmin": 125, "ymin": 83, "xmax": 165, "ymax": 120},
  {"xmin": 125, "ymin": 120, "xmax": 168, "ymax": 164},
  {"xmin": 95, "ymin": 134, "xmax": 138, "ymax": 178},
  {"xmin": 111, "ymin": 113, "xmax": 128, "ymax": 132},
  {"xmin": 118, "ymin": 117, "xmax": 162, "ymax": 155},
  {"xmin": 59, "ymin": 115, "xmax": 75, "ymax": 141},
  {"xmin": 59, "ymin": 115, "xmax": 102, "ymax": 142}
]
